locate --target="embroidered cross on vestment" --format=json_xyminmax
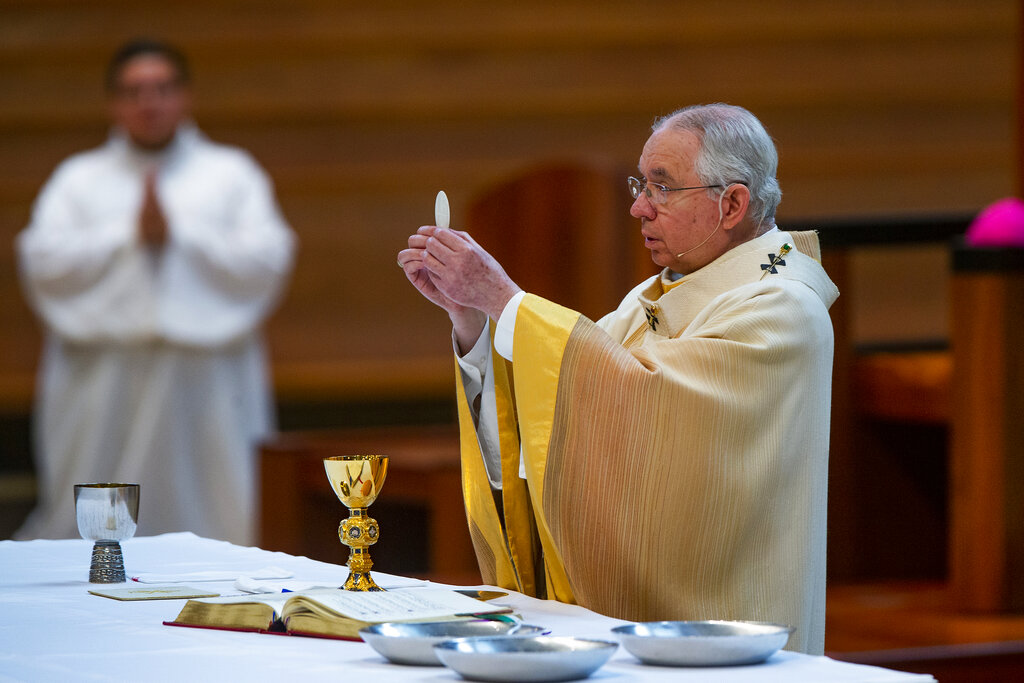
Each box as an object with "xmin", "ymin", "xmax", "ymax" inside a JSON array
[
  {"xmin": 759, "ymin": 243, "xmax": 793, "ymax": 280},
  {"xmin": 644, "ymin": 305, "xmax": 660, "ymax": 331}
]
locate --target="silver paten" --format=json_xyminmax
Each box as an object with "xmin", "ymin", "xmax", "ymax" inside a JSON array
[
  {"xmin": 360, "ymin": 620, "xmax": 545, "ymax": 666},
  {"xmin": 612, "ymin": 620, "xmax": 793, "ymax": 667},
  {"xmin": 433, "ymin": 635, "xmax": 617, "ymax": 682}
]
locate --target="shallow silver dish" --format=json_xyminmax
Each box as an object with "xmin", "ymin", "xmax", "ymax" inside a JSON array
[
  {"xmin": 611, "ymin": 620, "xmax": 793, "ymax": 666},
  {"xmin": 433, "ymin": 636, "xmax": 617, "ymax": 682},
  {"xmin": 359, "ymin": 620, "xmax": 546, "ymax": 666}
]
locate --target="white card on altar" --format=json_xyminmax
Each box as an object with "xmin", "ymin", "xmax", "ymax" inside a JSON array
[{"xmin": 88, "ymin": 585, "xmax": 220, "ymax": 601}]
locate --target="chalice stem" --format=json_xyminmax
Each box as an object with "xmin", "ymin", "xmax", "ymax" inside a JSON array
[
  {"xmin": 340, "ymin": 507, "xmax": 383, "ymax": 591},
  {"xmin": 89, "ymin": 540, "xmax": 126, "ymax": 583},
  {"xmin": 344, "ymin": 548, "xmax": 382, "ymax": 591}
]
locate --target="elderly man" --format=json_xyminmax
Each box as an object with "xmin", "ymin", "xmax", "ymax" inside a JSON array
[
  {"xmin": 15, "ymin": 40, "xmax": 295, "ymax": 545},
  {"xmin": 399, "ymin": 103, "xmax": 837, "ymax": 654}
]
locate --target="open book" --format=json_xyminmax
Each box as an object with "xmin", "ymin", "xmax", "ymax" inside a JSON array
[{"xmin": 165, "ymin": 587, "xmax": 513, "ymax": 641}]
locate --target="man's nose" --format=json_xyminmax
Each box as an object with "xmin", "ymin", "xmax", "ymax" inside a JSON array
[{"xmin": 630, "ymin": 193, "xmax": 656, "ymax": 220}]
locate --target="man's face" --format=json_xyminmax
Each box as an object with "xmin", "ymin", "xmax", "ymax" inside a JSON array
[
  {"xmin": 630, "ymin": 127, "xmax": 727, "ymax": 274},
  {"xmin": 109, "ymin": 55, "xmax": 191, "ymax": 150}
]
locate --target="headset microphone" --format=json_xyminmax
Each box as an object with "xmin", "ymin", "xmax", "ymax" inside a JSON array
[
  {"xmin": 676, "ymin": 222, "xmax": 721, "ymax": 258},
  {"xmin": 675, "ymin": 189, "xmax": 727, "ymax": 258}
]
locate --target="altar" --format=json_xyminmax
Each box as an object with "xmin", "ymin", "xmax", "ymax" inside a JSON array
[{"xmin": 0, "ymin": 533, "xmax": 935, "ymax": 682}]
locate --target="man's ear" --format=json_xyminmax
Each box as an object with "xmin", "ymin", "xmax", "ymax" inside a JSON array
[{"xmin": 720, "ymin": 183, "xmax": 751, "ymax": 231}]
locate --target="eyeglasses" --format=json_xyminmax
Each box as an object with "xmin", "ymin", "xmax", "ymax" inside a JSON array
[{"xmin": 627, "ymin": 176, "xmax": 722, "ymax": 205}]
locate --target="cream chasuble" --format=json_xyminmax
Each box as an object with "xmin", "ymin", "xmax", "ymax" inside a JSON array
[{"xmin": 455, "ymin": 230, "xmax": 838, "ymax": 655}]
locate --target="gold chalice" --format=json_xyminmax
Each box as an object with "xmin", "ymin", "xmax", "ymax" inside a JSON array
[
  {"xmin": 323, "ymin": 455, "xmax": 389, "ymax": 591},
  {"xmin": 74, "ymin": 483, "xmax": 140, "ymax": 583}
]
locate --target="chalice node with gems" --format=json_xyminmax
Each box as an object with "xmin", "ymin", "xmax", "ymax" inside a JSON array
[
  {"xmin": 74, "ymin": 483, "xmax": 140, "ymax": 583},
  {"xmin": 323, "ymin": 455, "xmax": 389, "ymax": 591}
]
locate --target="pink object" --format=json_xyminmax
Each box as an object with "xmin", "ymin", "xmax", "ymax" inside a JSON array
[{"xmin": 965, "ymin": 197, "xmax": 1024, "ymax": 247}]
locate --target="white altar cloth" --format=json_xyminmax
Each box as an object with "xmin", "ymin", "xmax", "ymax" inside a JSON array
[{"xmin": 0, "ymin": 533, "xmax": 935, "ymax": 682}]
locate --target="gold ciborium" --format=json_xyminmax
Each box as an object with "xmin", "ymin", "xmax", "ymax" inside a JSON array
[{"xmin": 323, "ymin": 455, "xmax": 389, "ymax": 591}]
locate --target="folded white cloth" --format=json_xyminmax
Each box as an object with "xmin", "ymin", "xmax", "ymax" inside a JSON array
[
  {"xmin": 131, "ymin": 566, "xmax": 293, "ymax": 583},
  {"xmin": 234, "ymin": 577, "xmax": 333, "ymax": 593}
]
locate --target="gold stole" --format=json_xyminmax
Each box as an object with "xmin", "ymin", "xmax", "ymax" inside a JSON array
[{"xmin": 455, "ymin": 298, "xmax": 579, "ymax": 602}]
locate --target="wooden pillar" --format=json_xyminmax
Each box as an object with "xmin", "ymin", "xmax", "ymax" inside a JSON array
[
  {"xmin": 949, "ymin": 246, "xmax": 1024, "ymax": 611},
  {"xmin": 821, "ymin": 248, "xmax": 861, "ymax": 580},
  {"xmin": 1019, "ymin": 0, "xmax": 1024, "ymax": 197}
]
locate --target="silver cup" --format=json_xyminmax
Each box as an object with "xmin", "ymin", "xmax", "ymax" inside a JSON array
[{"xmin": 74, "ymin": 483, "xmax": 140, "ymax": 583}]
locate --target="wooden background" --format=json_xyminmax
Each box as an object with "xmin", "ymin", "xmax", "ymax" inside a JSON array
[{"xmin": 0, "ymin": 0, "xmax": 1017, "ymax": 412}]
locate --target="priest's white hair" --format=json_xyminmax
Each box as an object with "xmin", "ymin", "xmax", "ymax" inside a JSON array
[{"xmin": 654, "ymin": 103, "xmax": 781, "ymax": 230}]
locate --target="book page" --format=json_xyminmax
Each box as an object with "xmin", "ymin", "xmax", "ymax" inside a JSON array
[{"xmin": 285, "ymin": 587, "xmax": 508, "ymax": 623}]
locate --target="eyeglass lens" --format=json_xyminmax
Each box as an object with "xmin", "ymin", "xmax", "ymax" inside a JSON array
[{"xmin": 628, "ymin": 177, "xmax": 667, "ymax": 204}]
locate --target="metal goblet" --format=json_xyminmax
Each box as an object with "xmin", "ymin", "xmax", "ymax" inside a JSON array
[
  {"xmin": 323, "ymin": 455, "xmax": 388, "ymax": 591},
  {"xmin": 74, "ymin": 483, "xmax": 140, "ymax": 583}
]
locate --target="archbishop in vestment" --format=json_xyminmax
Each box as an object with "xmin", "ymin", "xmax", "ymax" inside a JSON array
[{"xmin": 400, "ymin": 104, "xmax": 837, "ymax": 655}]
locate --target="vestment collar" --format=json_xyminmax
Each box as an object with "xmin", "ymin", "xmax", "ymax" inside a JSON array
[{"xmin": 634, "ymin": 229, "xmax": 837, "ymax": 337}]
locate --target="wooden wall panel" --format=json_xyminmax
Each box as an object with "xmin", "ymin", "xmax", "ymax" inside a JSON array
[
  {"xmin": 949, "ymin": 261, "xmax": 1024, "ymax": 611},
  {"xmin": 0, "ymin": 0, "xmax": 1017, "ymax": 410}
]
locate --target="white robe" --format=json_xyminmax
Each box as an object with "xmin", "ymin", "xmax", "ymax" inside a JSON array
[{"xmin": 14, "ymin": 124, "xmax": 295, "ymax": 545}]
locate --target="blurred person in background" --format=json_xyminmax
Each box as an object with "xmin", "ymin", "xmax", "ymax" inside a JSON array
[{"xmin": 14, "ymin": 39, "xmax": 295, "ymax": 545}]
